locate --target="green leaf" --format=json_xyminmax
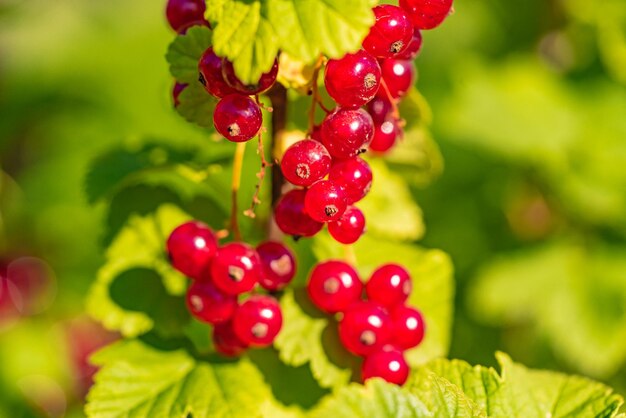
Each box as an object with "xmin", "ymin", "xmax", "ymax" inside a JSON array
[
  {"xmin": 166, "ymin": 26, "xmax": 212, "ymax": 84},
  {"xmin": 175, "ymin": 80, "xmax": 218, "ymax": 129},
  {"xmin": 408, "ymin": 373, "xmax": 487, "ymax": 418},
  {"xmin": 86, "ymin": 204, "xmax": 191, "ymax": 337},
  {"xmin": 359, "ymin": 159, "xmax": 424, "ymax": 241},
  {"xmin": 310, "ymin": 379, "xmax": 430, "ymax": 418},
  {"xmin": 274, "ymin": 289, "xmax": 357, "ymax": 389},
  {"xmin": 384, "ymin": 128, "xmax": 444, "ymax": 188},
  {"xmin": 313, "ymin": 234, "xmax": 455, "ymax": 367},
  {"xmin": 399, "ymin": 88, "xmax": 433, "ymax": 130},
  {"xmin": 86, "ymin": 340, "xmax": 273, "ymax": 418},
  {"xmin": 210, "ymin": 0, "xmax": 375, "ymax": 84}
]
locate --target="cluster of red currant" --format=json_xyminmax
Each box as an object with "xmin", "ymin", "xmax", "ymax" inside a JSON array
[
  {"xmin": 166, "ymin": 221, "xmax": 296, "ymax": 356},
  {"xmin": 307, "ymin": 261, "xmax": 425, "ymax": 385}
]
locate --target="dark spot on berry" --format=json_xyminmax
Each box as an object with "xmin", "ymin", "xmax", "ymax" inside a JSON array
[
  {"xmin": 252, "ymin": 322, "xmax": 269, "ymax": 338},
  {"xmin": 228, "ymin": 123, "xmax": 241, "ymax": 137},
  {"xmin": 359, "ymin": 330, "xmax": 376, "ymax": 346},
  {"xmin": 323, "ymin": 277, "xmax": 340, "ymax": 294},
  {"xmin": 270, "ymin": 255, "xmax": 292, "ymax": 276},
  {"xmin": 357, "ymin": 148, "xmax": 367, "ymax": 155},
  {"xmin": 390, "ymin": 41, "xmax": 404, "ymax": 53},
  {"xmin": 324, "ymin": 205, "xmax": 339, "ymax": 218},
  {"xmin": 364, "ymin": 73, "xmax": 377, "ymax": 89},
  {"xmin": 198, "ymin": 72, "xmax": 206, "ymax": 86},
  {"xmin": 228, "ymin": 265, "xmax": 245, "ymax": 282},
  {"xmin": 295, "ymin": 163, "xmax": 311, "ymax": 179}
]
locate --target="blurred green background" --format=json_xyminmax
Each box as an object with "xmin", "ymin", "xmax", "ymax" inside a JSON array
[{"xmin": 1, "ymin": 0, "xmax": 625, "ymax": 416}]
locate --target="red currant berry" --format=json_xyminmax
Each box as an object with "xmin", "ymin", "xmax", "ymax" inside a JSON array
[
  {"xmin": 307, "ymin": 260, "xmax": 363, "ymax": 313},
  {"xmin": 321, "ymin": 108, "xmax": 374, "ymax": 159},
  {"xmin": 328, "ymin": 206, "xmax": 366, "ymax": 244},
  {"xmin": 339, "ymin": 301, "xmax": 392, "ymax": 356},
  {"xmin": 167, "ymin": 221, "xmax": 218, "ymax": 279},
  {"xmin": 274, "ymin": 189, "xmax": 324, "ymax": 238},
  {"xmin": 399, "ymin": 0, "xmax": 453, "ymax": 30},
  {"xmin": 213, "ymin": 321, "xmax": 248, "ymax": 357},
  {"xmin": 233, "ymin": 295, "xmax": 282, "ymax": 347},
  {"xmin": 378, "ymin": 59, "xmax": 416, "ymax": 99},
  {"xmin": 304, "ymin": 180, "xmax": 347, "ymax": 223},
  {"xmin": 328, "ymin": 157, "xmax": 373, "ymax": 204},
  {"xmin": 366, "ymin": 264, "xmax": 412, "ymax": 308},
  {"xmin": 213, "ymin": 94, "xmax": 262, "ymax": 142},
  {"xmin": 362, "ymin": 5, "xmax": 413, "ymax": 59},
  {"xmin": 222, "ymin": 57, "xmax": 279, "ymax": 95},
  {"xmin": 198, "ymin": 47, "xmax": 237, "ymax": 98},
  {"xmin": 210, "ymin": 242, "xmax": 261, "ymax": 295},
  {"xmin": 391, "ymin": 305, "xmax": 425, "ymax": 350},
  {"xmin": 186, "ymin": 280, "xmax": 237, "ymax": 324},
  {"xmin": 325, "ymin": 50, "xmax": 381, "ymax": 108},
  {"xmin": 281, "ymin": 140, "xmax": 332, "ymax": 187},
  {"xmin": 396, "ymin": 28, "xmax": 423, "ymax": 60},
  {"xmin": 166, "ymin": 0, "xmax": 207, "ymax": 33},
  {"xmin": 370, "ymin": 120, "xmax": 400, "ymax": 153},
  {"xmin": 173, "ymin": 82, "xmax": 187, "ymax": 107},
  {"xmin": 366, "ymin": 97, "xmax": 393, "ymax": 125},
  {"xmin": 256, "ymin": 241, "xmax": 296, "ymax": 291},
  {"xmin": 362, "ymin": 348, "xmax": 409, "ymax": 385}
]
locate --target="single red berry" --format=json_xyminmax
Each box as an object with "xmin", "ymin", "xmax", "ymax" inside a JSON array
[
  {"xmin": 222, "ymin": 57, "xmax": 279, "ymax": 95},
  {"xmin": 391, "ymin": 305, "xmax": 425, "ymax": 350},
  {"xmin": 173, "ymin": 82, "xmax": 187, "ymax": 107},
  {"xmin": 366, "ymin": 264, "xmax": 412, "ymax": 308},
  {"xmin": 328, "ymin": 157, "xmax": 373, "ymax": 204},
  {"xmin": 399, "ymin": 0, "xmax": 453, "ymax": 30},
  {"xmin": 370, "ymin": 120, "xmax": 400, "ymax": 153},
  {"xmin": 321, "ymin": 108, "xmax": 374, "ymax": 159},
  {"xmin": 233, "ymin": 295, "xmax": 283, "ymax": 347},
  {"xmin": 396, "ymin": 28, "xmax": 423, "ymax": 60},
  {"xmin": 307, "ymin": 260, "xmax": 363, "ymax": 313},
  {"xmin": 304, "ymin": 180, "xmax": 347, "ymax": 223},
  {"xmin": 167, "ymin": 221, "xmax": 218, "ymax": 279},
  {"xmin": 256, "ymin": 241, "xmax": 296, "ymax": 291},
  {"xmin": 325, "ymin": 50, "xmax": 381, "ymax": 108},
  {"xmin": 362, "ymin": 348, "xmax": 409, "ymax": 385},
  {"xmin": 210, "ymin": 242, "xmax": 261, "ymax": 295},
  {"xmin": 362, "ymin": 5, "xmax": 413, "ymax": 59},
  {"xmin": 198, "ymin": 47, "xmax": 238, "ymax": 98},
  {"xmin": 339, "ymin": 301, "xmax": 392, "ymax": 356},
  {"xmin": 366, "ymin": 97, "xmax": 393, "ymax": 125},
  {"xmin": 213, "ymin": 320, "xmax": 249, "ymax": 357},
  {"xmin": 165, "ymin": 0, "xmax": 207, "ymax": 33},
  {"xmin": 186, "ymin": 280, "xmax": 237, "ymax": 324},
  {"xmin": 213, "ymin": 94, "xmax": 262, "ymax": 142},
  {"xmin": 274, "ymin": 189, "xmax": 324, "ymax": 237},
  {"xmin": 328, "ymin": 206, "xmax": 366, "ymax": 244},
  {"xmin": 281, "ymin": 140, "xmax": 332, "ymax": 187},
  {"xmin": 378, "ymin": 59, "xmax": 416, "ymax": 99}
]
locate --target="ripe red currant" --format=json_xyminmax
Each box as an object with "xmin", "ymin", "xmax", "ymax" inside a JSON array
[
  {"xmin": 213, "ymin": 321, "xmax": 249, "ymax": 357},
  {"xmin": 328, "ymin": 206, "xmax": 366, "ymax": 244},
  {"xmin": 328, "ymin": 157, "xmax": 373, "ymax": 204},
  {"xmin": 304, "ymin": 180, "xmax": 347, "ymax": 223},
  {"xmin": 370, "ymin": 120, "xmax": 400, "ymax": 153},
  {"xmin": 186, "ymin": 280, "xmax": 237, "ymax": 324},
  {"xmin": 281, "ymin": 140, "xmax": 332, "ymax": 187},
  {"xmin": 256, "ymin": 241, "xmax": 296, "ymax": 291},
  {"xmin": 222, "ymin": 57, "xmax": 279, "ymax": 95},
  {"xmin": 366, "ymin": 97, "xmax": 393, "ymax": 125},
  {"xmin": 320, "ymin": 108, "xmax": 374, "ymax": 159},
  {"xmin": 396, "ymin": 28, "xmax": 423, "ymax": 60},
  {"xmin": 366, "ymin": 264, "xmax": 412, "ymax": 308},
  {"xmin": 307, "ymin": 260, "xmax": 363, "ymax": 313},
  {"xmin": 165, "ymin": 0, "xmax": 207, "ymax": 33},
  {"xmin": 167, "ymin": 221, "xmax": 218, "ymax": 279},
  {"xmin": 173, "ymin": 82, "xmax": 187, "ymax": 107},
  {"xmin": 213, "ymin": 94, "xmax": 262, "ymax": 142},
  {"xmin": 198, "ymin": 47, "xmax": 237, "ymax": 98},
  {"xmin": 210, "ymin": 242, "xmax": 261, "ymax": 295},
  {"xmin": 274, "ymin": 189, "xmax": 324, "ymax": 237},
  {"xmin": 233, "ymin": 295, "xmax": 283, "ymax": 347},
  {"xmin": 362, "ymin": 5, "xmax": 413, "ymax": 59},
  {"xmin": 399, "ymin": 0, "xmax": 453, "ymax": 30},
  {"xmin": 378, "ymin": 59, "xmax": 416, "ymax": 99},
  {"xmin": 362, "ymin": 348, "xmax": 409, "ymax": 385},
  {"xmin": 325, "ymin": 50, "xmax": 381, "ymax": 108},
  {"xmin": 391, "ymin": 305, "xmax": 425, "ymax": 350},
  {"xmin": 339, "ymin": 301, "xmax": 392, "ymax": 356}
]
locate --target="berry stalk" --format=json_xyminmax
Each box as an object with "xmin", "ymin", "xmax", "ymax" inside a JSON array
[{"xmin": 230, "ymin": 141, "xmax": 246, "ymax": 241}]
